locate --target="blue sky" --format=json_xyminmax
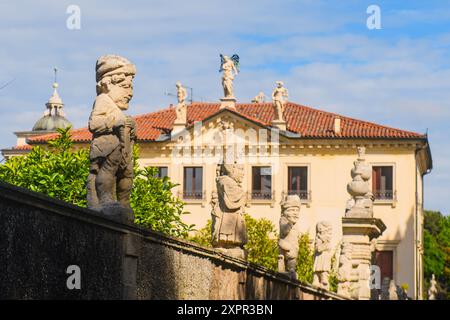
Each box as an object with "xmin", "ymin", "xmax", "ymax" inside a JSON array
[{"xmin": 0, "ymin": 0, "xmax": 449, "ymax": 214}]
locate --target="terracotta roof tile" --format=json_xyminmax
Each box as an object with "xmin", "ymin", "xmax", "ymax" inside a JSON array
[{"xmin": 28, "ymin": 101, "xmax": 425, "ymax": 144}]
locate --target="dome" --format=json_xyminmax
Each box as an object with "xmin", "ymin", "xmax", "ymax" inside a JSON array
[
  {"xmin": 32, "ymin": 76, "xmax": 72, "ymax": 132},
  {"xmin": 32, "ymin": 114, "xmax": 72, "ymax": 131}
]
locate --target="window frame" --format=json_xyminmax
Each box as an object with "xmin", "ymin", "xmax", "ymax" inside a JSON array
[
  {"xmin": 182, "ymin": 166, "xmax": 204, "ymax": 201},
  {"xmin": 371, "ymin": 162, "xmax": 397, "ymax": 206}
]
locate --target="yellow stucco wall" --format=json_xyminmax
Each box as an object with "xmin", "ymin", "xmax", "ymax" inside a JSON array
[{"xmin": 134, "ymin": 111, "xmax": 427, "ymax": 299}]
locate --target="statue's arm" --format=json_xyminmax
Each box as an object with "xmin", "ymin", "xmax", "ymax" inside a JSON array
[{"xmin": 88, "ymin": 99, "xmax": 124, "ymax": 134}]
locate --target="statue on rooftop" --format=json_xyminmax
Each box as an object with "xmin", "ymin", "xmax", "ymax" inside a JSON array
[
  {"xmin": 278, "ymin": 195, "xmax": 301, "ymax": 280},
  {"xmin": 86, "ymin": 54, "xmax": 137, "ymax": 223},
  {"xmin": 272, "ymin": 81, "xmax": 288, "ymax": 121},
  {"xmin": 175, "ymin": 82, "xmax": 187, "ymax": 124},
  {"xmin": 220, "ymin": 54, "xmax": 239, "ymax": 99}
]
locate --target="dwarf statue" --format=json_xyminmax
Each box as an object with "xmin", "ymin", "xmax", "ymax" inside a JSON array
[
  {"xmin": 337, "ymin": 241, "xmax": 353, "ymax": 297},
  {"xmin": 278, "ymin": 195, "xmax": 301, "ymax": 279},
  {"xmin": 213, "ymin": 163, "xmax": 248, "ymax": 258},
  {"xmin": 86, "ymin": 55, "xmax": 137, "ymax": 222},
  {"xmin": 313, "ymin": 221, "xmax": 333, "ymax": 290}
]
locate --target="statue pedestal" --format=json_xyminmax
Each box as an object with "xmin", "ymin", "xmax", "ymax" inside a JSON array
[
  {"xmin": 172, "ymin": 121, "xmax": 187, "ymax": 136},
  {"xmin": 341, "ymin": 217, "xmax": 386, "ymax": 300},
  {"xmin": 272, "ymin": 119, "xmax": 286, "ymax": 131},
  {"xmin": 220, "ymin": 97, "xmax": 237, "ymax": 110}
]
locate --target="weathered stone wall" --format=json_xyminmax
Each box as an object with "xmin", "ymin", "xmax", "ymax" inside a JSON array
[{"xmin": 0, "ymin": 181, "xmax": 345, "ymax": 300}]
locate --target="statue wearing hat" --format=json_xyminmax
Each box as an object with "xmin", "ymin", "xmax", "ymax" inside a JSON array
[
  {"xmin": 278, "ymin": 194, "xmax": 301, "ymax": 279},
  {"xmin": 272, "ymin": 81, "xmax": 288, "ymax": 121},
  {"xmin": 213, "ymin": 163, "xmax": 248, "ymax": 258},
  {"xmin": 86, "ymin": 54, "xmax": 137, "ymax": 222}
]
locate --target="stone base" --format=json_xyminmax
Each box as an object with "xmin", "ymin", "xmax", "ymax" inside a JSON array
[
  {"xmin": 272, "ymin": 119, "xmax": 286, "ymax": 131},
  {"xmin": 215, "ymin": 246, "xmax": 247, "ymax": 260},
  {"xmin": 95, "ymin": 202, "xmax": 135, "ymax": 224},
  {"xmin": 220, "ymin": 97, "xmax": 237, "ymax": 110},
  {"xmin": 341, "ymin": 217, "xmax": 386, "ymax": 300},
  {"xmin": 171, "ymin": 121, "xmax": 187, "ymax": 136}
]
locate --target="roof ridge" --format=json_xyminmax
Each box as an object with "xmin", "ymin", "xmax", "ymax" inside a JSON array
[{"xmin": 285, "ymin": 102, "xmax": 424, "ymax": 137}]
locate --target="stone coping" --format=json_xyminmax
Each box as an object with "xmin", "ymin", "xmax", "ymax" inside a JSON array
[{"xmin": 0, "ymin": 180, "xmax": 348, "ymax": 300}]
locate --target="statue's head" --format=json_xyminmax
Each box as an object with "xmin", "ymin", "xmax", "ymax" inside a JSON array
[
  {"xmin": 96, "ymin": 55, "xmax": 136, "ymax": 110},
  {"xmin": 316, "ymin": 221, "xmax": 332, "ymax": 235},
  {"xmin": 176, "ymin": 81, "xmax": 181, "ymax": 88},
  {"xmin": 222, "ymin": 163, "xmax": 244, "ymax": 183},
  {"xmin": 223, "ymin": 55, "xmax": 230, "ymax": 62},
  {"xmin": 276, "ymin": 81, "xmax": 284, "ymax": 88},
  {"xmin": 281, "ymin": 195, "xmax": 301, "ymax": 224}
]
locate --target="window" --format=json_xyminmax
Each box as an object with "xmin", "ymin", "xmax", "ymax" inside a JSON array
[
  {"xmin": 183, "ymin": 167, "xmax": 203, "ymax": 199},
  {"xmin": 154, "ymin": 167, "xmax": 168, "ymax": 179},
  {"xmin": 375, "ymin": 250, "xmax": 394, "ymax": 282},
  {"xmin": 288, "ymin": 166, "xmax": 309, "ymax": 200},
  {"xmin": 252, "ymin": 166, "xmax": 272, "ymax": 199},
  {"xmin": 372, "ymin": 166, "xmax": 393, "ymax": 200}
]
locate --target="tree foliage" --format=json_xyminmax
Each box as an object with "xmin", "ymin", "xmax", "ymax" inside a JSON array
[
  {"xmin": 424, "ymin": 210, "xmax": 450, "ymax": 299},
  {"xmin": 0, "ymin": 127, "xmax": 192, "ymax": 237},
  {"xmin": 244, "ymin": 214, "xmax": 279, "ymax": 270}
]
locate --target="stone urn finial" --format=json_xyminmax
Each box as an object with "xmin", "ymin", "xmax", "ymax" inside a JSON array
[{"xmin": 346, "ymin": 146, "xmax": 373, "ymax": 218}]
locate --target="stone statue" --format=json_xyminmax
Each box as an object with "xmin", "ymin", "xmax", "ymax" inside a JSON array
[
  {"xmin": 278, "ymin": 195, "xmax": 301, "ymax": 280},
  {"xmin": 313, "ymin": 221, "xmax": 333, "ymax": 290},
  {"xmin": 220, "ymin": 54, "xmax": 239, "ymax": 98},
  {"xmin": 346, "ymin": 146, "xmax": 374, "ymax": 218},
  {"xmin": 272, "ymin": 81, "xmax": 288, "ymax": 121},
  {"xmin": 213, "ymin": 163, "xmax": 248, "ymax": 258},
  {"xmin": 252, "ymin": 91, "xmax": 265, "ymax": 103},
  {"xmin": 428, "ymin": 274, "xmax": 438, "ymax": 300},
  {"xmin": 86, "ymin": 55, "xmax": 137, "ymax": 222},
  {"xmin": 388, "ymin": 280, "xmax": 399, "ymax": 300},
  {"xmin": 337, "ymin": 241, "xmax": 353, "ymax": 297},
  {"xmin": 210, "ymin": 190, "xmax": 221, "ymax": 242},
  {"xmin": 175, "ymin": 82, "xmax": 187, "ymax": 124}
]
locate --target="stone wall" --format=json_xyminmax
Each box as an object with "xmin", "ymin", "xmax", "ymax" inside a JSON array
[{"xmin": 0, "ymin": 181, "xmax": 345, "ymax": 300}]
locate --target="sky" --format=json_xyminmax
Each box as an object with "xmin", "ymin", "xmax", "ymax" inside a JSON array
[{"xmin": 0, "ymin": 0, "xmax": 449, "ymax": 214}]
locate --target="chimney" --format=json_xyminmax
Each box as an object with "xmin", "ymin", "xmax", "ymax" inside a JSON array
[{"xmin": 334, "ymin": 116, "xmax": 341, "ymax": 135}]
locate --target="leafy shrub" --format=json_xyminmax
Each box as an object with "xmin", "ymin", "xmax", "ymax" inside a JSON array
[{"xmin": 0, "ymin": 127, "xmax": 192, "ymax": 237}]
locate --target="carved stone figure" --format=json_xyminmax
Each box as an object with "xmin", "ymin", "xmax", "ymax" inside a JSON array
[
  {"xmin": 428, "ymin": 274, "xmax": 438, "ymax": 300},
  {"xmin": 278, "ymin": 195, "xmax": 301, "ymax": 280},
  {"xmin": 388, "ymin": 280, "xmax": 399, "ymax": 300},
  {"xmin": 346, "ymin": 146, "xmax": 374, "ymax": 218},
  {"xmin": 213, "ymin": 163, "xmax": 248, "ymax": 258},
  {"xmin": 220, "ymin": 55, "xmax": 239, "ymax": 98},
  {"xmin": 272, "ymin": 81, "xmax": 288, "ymax": 121},
  {"xmin": 337, "ymin": 241, "xmax": 353, "ymax": 297},
  {"xmin": 313, "ymin": 221, "xmax": 333, "ymax": 290},
  {"xmin": 252, "ymin": 91, "xmax": 265, "ymax": 103},
  {"xmin": 174, "ymin": 82, "xmax": 187, "ymax": 124},
  {"xmin": 86, "ymin": 55, "xmax": 137, "ymax": 222},
  {"xmin": 210, "ymin": 190, "xmax": 221, "ymax": 242}
]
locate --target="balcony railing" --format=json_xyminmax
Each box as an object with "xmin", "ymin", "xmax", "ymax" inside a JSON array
[
  {"xmin": 250, "ymin": 190, "xmax": 274, "ymax": 200},
  {"xmin": 373, "ymin": 190, "xmax": 394, "ymax": 201},
  {"xmin": 181, "ymin": 190, "xmax": 205, "ymax": 200},
  {"xmin": 287, "ymin": 189, "xmax": 311, "ymax": 201}
]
